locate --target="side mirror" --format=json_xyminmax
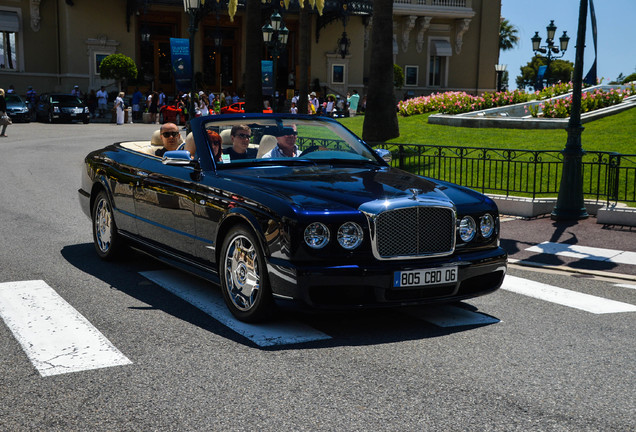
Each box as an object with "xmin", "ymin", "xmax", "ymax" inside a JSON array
[
  {"xmin": 162, "ymin": 150, "xmax": 193, "ymax": 166},
  {"xmin": 375, "ymin": 148, "xmax": 392, "ymax": 164}
]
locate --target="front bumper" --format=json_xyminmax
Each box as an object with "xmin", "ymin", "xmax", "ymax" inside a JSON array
[{"xmin": 267, "ymin": 247, "xmax": 507, "ymax": 310}]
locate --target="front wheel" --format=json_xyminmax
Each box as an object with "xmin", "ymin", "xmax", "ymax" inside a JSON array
[
  {"xmin": 219, "ymin": 226, "xmax": 273, "ymax": 322},
  {"xmin": 92, "ymin": 190, "xmax": 123, "ymax": 260}
]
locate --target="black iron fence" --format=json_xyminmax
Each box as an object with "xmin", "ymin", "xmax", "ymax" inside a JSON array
[{"xmin": 370, "ymin": 143, "xmax": 636, "ymax": 205}]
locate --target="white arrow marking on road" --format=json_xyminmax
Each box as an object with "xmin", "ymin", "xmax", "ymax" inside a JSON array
[
  {"xmin": 139, "ymin": 270, "xmax": 332, "ymax": 347},
  {"xmin": 0, "ymin": 280, "xmax": 132, "ymax": 377},
  {"xmin": 525, "ymin": 242, "xmax": 636, "ymax": 265},
  {"xmin": 501, "ymin": 275, "xmax": 636, "ymax": 314}
]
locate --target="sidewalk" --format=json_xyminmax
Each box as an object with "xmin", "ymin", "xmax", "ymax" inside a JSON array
[{"xmin": 500, "ymin": 215, "xmax": 636, "ymax": 280}]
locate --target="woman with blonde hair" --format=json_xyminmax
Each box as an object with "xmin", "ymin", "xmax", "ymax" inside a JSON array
[{"xmin": 0, "ymin": 88, "xmax": 9, "ymax": 137}]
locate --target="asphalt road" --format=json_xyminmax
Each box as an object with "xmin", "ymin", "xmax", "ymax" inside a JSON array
[{"xmin": 1, "ymin": 122, "xmax": 634, "ymax": 431}]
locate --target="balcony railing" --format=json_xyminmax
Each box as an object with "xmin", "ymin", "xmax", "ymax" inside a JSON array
[{"xmin": 369, "ymin": 143, "xmax": 636, "ymax": 205}]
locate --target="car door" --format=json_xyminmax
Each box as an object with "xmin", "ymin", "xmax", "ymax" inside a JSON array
[{"xmin": 133, "ymin": 157, "xmax": 198, "ymax": 260}]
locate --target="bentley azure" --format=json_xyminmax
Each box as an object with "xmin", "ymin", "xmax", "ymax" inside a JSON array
[{"xmin": 79, "ymin": 114, "xmax": 507, "ymax": 322}]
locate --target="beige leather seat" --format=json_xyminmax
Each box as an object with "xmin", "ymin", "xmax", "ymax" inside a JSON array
[
  {"xmin": 220, "ymin": 129, "xmax": 232, "ymax": 148},
  {"xmin": 257, "ymin": 135, "xmax": 277, "ymax": 158}
]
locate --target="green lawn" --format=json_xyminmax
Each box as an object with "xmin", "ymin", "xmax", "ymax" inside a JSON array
[{"xmin": 339, "ymin": 107, "xmax": 636, "ymax": 153}]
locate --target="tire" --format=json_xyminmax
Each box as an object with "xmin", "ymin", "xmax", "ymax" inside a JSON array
[
  {"xmin": 92, "ymin": 190, "xmax": 123, "ymax": 260},
  {"xmin": 219, "ymin": 225, "xmax": 273, "ymax": 322}
]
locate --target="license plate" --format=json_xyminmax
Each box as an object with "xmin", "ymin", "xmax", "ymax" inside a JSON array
[{"xmin": 393, "ymin": 266, "xmax": 458, "ymax": 288}]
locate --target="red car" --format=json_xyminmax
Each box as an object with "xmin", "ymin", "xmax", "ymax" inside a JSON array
[
  {"xmin": 221, "ymin": 102, "xmax": 273, "ymax": 114},
  {"xmin": 159, "ymin": 104, "xmax": 185, "ymax": 124}
]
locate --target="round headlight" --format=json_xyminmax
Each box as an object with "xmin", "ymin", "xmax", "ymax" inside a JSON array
[
  {"xmin": 480, "ymin": 214, "xmax": 495, "ymax": 238},
  {"xmin": 337, "ymin": 222, "xmax": 363, "ymax": 250},
  {"xmin": 459, "ymin": 216, "xmax": 476, "ymax": 242},
  {"xmin": 304, "ymin": 222, "xmax": 330, "ymax": 249}
]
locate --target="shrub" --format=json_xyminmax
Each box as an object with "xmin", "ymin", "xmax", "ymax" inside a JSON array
[{"xmin": 99, "ymin": 54, "xmax": 138, "ymax": 90}]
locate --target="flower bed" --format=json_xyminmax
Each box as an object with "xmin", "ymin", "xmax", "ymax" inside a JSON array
[{"xmin": 529, "ymin": 86, "xmax": 634, "ymax": 118}]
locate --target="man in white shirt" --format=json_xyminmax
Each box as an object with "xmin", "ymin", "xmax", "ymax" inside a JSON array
[
  {"xmin": 96, "ymin": 86, "xmax": 108, "ymax": 118},
  {"xmin": 261, "ymin": 127, "xmax": 299, "ymax": 158}
]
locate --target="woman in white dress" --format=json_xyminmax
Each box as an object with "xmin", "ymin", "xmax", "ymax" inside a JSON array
[{"xmin": 115, "ymin": 92, "xmax": 125, "ymax": 125}]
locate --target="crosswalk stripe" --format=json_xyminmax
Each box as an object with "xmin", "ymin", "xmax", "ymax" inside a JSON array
[
  {"xmin": 405, "ymin": 304, "xmax": 500, "ymax": 327},
  {"xmin": 614, "ymin": 283, "xmax": 636, "ymax": 290},
  {"xmin": 525, "ymin": 242, "xmax": 636, "ymax": 265},
  {"xmin": 139, "ymin": 270, "xmax": 332, "ymax": 347},
  {"xmin": 501, "ymin": 275, "xmax": 636, "ymax": 314},
  {"xmin": 0, "ymin": 280, "xmax": 132, "ymax": 377}
]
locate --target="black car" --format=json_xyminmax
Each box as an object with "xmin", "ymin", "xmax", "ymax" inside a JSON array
[
  {"xmin": 5, "ymin": 94, "xmax": 30, "ymax": 122},
  {"xmin": 36, "ymin": 93, "xmax": 90, "ymax": 123},
  {"xmin": 79, "ymin": 114, "xmax": 507, "ymax": 322}
]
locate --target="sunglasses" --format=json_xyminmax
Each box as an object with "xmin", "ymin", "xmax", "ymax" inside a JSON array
[
  {"xmin": 162, "ymin": 131, "xmax": 180, "ymax": 138},
  {"xmin": 235, "ymin": 133, "xmax": 252, "ymax": 139}
]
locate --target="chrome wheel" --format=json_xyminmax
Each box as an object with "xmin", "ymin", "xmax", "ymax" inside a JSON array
[
  {"xmin": 220, "ymin": 226, "xmax": 272, "ymax": 321},
  {"xmin": 224, "ymin": 234, "xmax": 260, "ymax": 311},
  {"xmin": 94, "ymin": 196, "xmax": 113, "ymax": 253},
  {"xmin": 92, "ymin": 190, "xmax": 122, "ymax": 260}
]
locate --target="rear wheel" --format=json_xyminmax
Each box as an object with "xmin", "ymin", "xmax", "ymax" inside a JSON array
[
  {"xmin": 219, "ymin": 225, "xmax": 273, "ymax": 322},
  {"xmin": 92, "ymin": 190, "xmax": 123, "ymax": 260}
]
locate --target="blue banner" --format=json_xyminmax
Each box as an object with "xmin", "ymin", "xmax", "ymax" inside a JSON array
[
  {"xmin": 170, "ymin": 38, "xmax": 192, "ymax": 94},
  {"xmin": 261, "ymin": 60, "xmax": 273, "ymax": 96}
]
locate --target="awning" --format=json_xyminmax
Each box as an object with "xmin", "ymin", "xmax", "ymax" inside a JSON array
[
  {"xmin": 431, "ymin": 40, "xmax": 452, "ymax": 57},
  {"xmin": 0, "ymin": 11, "xmax": 20, "ymax": 33}
]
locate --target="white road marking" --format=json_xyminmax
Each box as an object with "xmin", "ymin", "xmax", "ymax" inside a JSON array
[
  {"xmin": 0, "ymin": 280, "xmax": 132, "ymax": 377},
  {"xmin": 614, "ymin": 283, "xmax": 636, "ymax": 290},
  {"xmin": 405, "ymin": 304, "xmax": 500, "ymax": 327},
  {"xmin": 525, "ymin": 242, "xmax": 636, "ymax": 265},
  {"xmin": 501, "ymin": 275, "xmax": 636, "ymax": 314},
  {"xmin": 139, "ymin": 270, "xmax": 332, "ymax": 347}
]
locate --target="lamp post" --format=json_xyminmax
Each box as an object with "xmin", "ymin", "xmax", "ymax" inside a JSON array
[
  {"xmin": 551, "ymin": 0, "xmax": 589, "ymax": 221},
  {"xmin": 531, "ymin": 20, "xmax": 570, "ymax": 88},
  {"xmin": 262, "ymin": 11, "xmax": 288, "ymax": 113},
  {"xmin": 494, "ymin": 64, "xmax": 507, "ymax": 92},
  {"xmin": 183, "ymin": 0, "xmax": 204, "ymax": 133}
]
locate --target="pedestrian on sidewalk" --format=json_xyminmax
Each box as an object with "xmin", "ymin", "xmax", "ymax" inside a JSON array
[
  {"xmin": 96, "ymin": 86, "xmax": 108, "ymax": 118},
  {"xmin": 0, "ymin": 88, "xmax": 10, "ymax": 137},
  {"xmin": 114, "ymin": 92, "xmax": 125, "ymax": 125}
]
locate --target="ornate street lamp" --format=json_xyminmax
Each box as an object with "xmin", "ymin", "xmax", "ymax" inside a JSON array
[
  {"xmin": 551, "ymin": 1, "xmax": 589, "ymax": 221},
  {"xmin": 494, "ymin": 64, "xmax": 507, "ymax": 92},
  {"xmin": 338, "ymin": 31, "xmax": 350, "ymax": 59},
  {"xmin": 262, "ymin": 11, "xmax": 288, "ymax": 112},
  {"xmin": 531, "ymin": 20, "xmax": 570, "ymax": 88}
]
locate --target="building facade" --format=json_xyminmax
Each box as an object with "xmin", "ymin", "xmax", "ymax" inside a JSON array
[{"xmin": 0, "ymin": 0, "xmax": 501, "ymax": 103}]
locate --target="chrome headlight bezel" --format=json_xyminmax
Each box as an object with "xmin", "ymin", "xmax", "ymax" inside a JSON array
[
  {"xmin": 458, "ymin": 216, "xmax": 476, "ymax": 242},
  {"xmin": 337, "ymin": 222, "xmax": 364, "ymax": 250},
  {"xmin": 480, "ymin": 213, "xmax": 495, "ymax": 238},
  {"xmin": 304, "ymin": 222, "xmax": 330, "ymax": 249}
]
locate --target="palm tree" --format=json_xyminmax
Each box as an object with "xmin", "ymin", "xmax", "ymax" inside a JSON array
[
  {"xmin": 244, "ymin": 0, "xmax": 263, "ymax": 113},
  {"xmin": 362, "ymin": 0, "xmax": 399, "ymax": 142},
  {"xmin": 499, "ymin": 18, "xmax": 519, "ymax": 51}
]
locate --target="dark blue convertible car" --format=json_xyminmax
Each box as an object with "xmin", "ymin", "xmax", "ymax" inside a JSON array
[{"xmin": 79, "ymin": 114, "xmax": 507, "ymax": 322}]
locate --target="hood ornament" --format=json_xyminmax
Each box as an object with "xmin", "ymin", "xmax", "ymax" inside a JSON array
[{"xmin": 409, "ymin": 188, "xmax": 423, "ymax": 200}]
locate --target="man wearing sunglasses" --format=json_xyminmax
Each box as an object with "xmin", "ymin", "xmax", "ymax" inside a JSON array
[
  {"xmin": 155, "ymin": 122, "xmax": 183, "ymax": 157},
  {"xmin": 223, "ymin": 124, "xmax": 257, "ymax": 160}
]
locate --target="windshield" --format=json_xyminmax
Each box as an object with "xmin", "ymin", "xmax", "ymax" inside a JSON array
[
  {"xmin": 6, "ymin": 95, "xmax": 23, "ymax": 104},
  {"xmin": 201, "ymin": 117, "xmax": 382, "ymax": 168},
  {"xmin": 50, "ymin": 95, "xmax": 82, "ymax": 104}
]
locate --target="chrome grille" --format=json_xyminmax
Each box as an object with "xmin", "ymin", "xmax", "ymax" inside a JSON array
[{"xmin": 374, "ymin": 206, "xmax": 455, "ymax": 259}]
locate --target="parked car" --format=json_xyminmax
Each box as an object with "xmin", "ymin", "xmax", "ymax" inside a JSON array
[
  {"xmin": 221, "ymin": 101, "xmax": 273, "ymax": 114},
  {"xmin": 79, "ymin": 114, "xmax": 507, "ymax": 322},
  {"xmin": 36, "ymin": 93, "xmax": 90, "ymax": 123},
  {"xmin": 159, "ymin": 104, "xmax": 184, "ymax": 125},
  {"xmin": 5, "ymin": 94, "xmax": 31, "ymax": 122}
]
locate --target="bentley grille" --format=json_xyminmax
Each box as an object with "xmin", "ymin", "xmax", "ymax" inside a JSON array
[{"xmin": 373, "ymin": 206, "xmax": 455, "ymax": 259}]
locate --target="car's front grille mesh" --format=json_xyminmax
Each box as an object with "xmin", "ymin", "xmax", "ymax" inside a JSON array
[{"xmin": 374, "ymin": 207, "xmax": 455, "ymax": 258}]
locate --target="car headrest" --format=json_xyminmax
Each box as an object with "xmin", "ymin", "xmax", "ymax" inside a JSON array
[
  {"xmin": 220, "ymin": 129, "xmax": 232, "ymax": 148},
  {"xmin": 151, "ymin": 130, "xmax": 162, "ymax": 146},
  {"xmin": 257, "ymin": 135, "xmax": 278, "ymax": 158}
]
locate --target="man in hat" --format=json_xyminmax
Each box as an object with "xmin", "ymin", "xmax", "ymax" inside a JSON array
[
  {"xmin": 71, "ymin": 85, "xmax": 82, "ymax": 98},
  {"xmin": 309, "ymin": 92, "xmax": 319, "ymax": 115},
  {"xmin": 261, "ymin": 126, "xmax": 299, "ymax": 158}
]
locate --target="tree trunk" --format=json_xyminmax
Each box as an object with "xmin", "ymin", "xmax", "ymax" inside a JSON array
[
  {"xmin": 362, "ymin": 0, "xmax": 399, "ymax": 142},
  {"xmin": 244, "ymin": 0, "xmax": 263, "ymax": 113},
  {"xmin": 297, "ymin": 6, "xmax": 310, "ymax": 115}
]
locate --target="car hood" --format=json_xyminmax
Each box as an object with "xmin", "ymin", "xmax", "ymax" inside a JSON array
[{"xmin": 219, "ymin": 165, "xmax": 489, "ymax": 213}]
